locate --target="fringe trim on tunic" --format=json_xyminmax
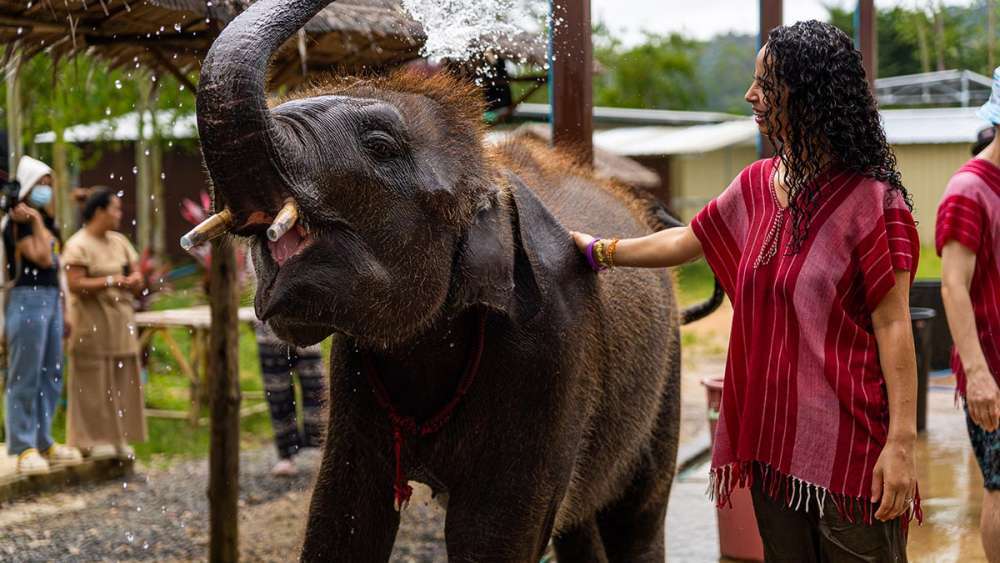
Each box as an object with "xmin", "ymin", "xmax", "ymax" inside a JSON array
[{"xmin": 707, "ymin": 461, "xmax": 923, "ymax": 531}]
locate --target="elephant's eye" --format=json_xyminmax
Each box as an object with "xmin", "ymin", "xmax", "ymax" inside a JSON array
[{"xmin": 362, "ymin": 131, "xmax": 401, "ymax": 161}]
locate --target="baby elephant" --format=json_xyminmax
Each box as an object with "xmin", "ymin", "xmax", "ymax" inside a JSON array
[{"xmin": 195, "ymin": 0, "xmax": 710, "ymax": 560}]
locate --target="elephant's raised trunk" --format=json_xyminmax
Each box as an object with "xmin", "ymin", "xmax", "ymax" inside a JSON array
[{"xmin": 196, "ymin": 0, "xmax": 335, "ymax": 216}]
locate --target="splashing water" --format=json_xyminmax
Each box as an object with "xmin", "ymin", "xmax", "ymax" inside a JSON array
[{"xmin": 401, "ymin": 0, "xmax": 547, "ymax": 62}]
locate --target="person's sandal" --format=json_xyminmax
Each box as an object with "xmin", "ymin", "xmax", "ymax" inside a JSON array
[
  {"xmin": 43, "ymin": 443, "xmax": 83, "ymax": 466},
  {"xmin": 16, "ymin": 449, "xmax": 50, "ymax": 475},
  {"xmin": 116, "ymin": 444, "xmax": 136, "ymax": 460},
  {"xmin": 271, "ymin": 458, "xmax": 298, "ymax": 477}
]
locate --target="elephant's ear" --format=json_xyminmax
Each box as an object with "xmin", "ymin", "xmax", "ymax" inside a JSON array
[
  {"xmin": 506, "ymin": 173, "xmax": 577, "ymax": 321},
  {"xmin": 450, "ymin": 174, "xmax": 574, "ymax": 321},
  {"xmin": 449, "ymin": 192, "xmax": 517, "ymax": 314}
]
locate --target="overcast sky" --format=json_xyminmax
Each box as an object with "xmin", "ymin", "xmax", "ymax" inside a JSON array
[{"xmin": 591, "ymin": 0, "xmax": 976, "ymax": 43}]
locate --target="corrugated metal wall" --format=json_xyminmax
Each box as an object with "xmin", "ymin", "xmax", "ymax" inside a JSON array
[{"xmin": 893, "ymin": 144, "xmax": 972, "ymax": 243}]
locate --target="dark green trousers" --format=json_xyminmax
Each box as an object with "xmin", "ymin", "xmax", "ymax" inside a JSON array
[{"xmin": 751, "ymin": 478, "xmax": 908, "ymax": 563}]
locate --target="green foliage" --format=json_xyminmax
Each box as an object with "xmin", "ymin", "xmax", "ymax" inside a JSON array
[
  {"xmin": 593, "ymin": 27, "xmax": 706, "ymax": 110},
  {"xmin": 828, "ymin": 1, "xmax": 999, "ymax": 81},
  {"xmin": 1, "ymin": 52, "xmax": 196, "ymax": 171}
]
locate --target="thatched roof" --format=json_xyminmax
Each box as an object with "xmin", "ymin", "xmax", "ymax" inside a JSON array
[{"xmin": 0, "ymin": 0, "xmax": 425, "ymax": 89}]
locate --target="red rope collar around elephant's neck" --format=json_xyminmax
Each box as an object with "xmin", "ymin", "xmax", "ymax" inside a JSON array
[{"xmin": 361, "ymin": 310, "xmax": 488, "ymax": 511}]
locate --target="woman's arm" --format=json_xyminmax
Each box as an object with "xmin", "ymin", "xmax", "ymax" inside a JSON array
[
  {"xmin": 11, "ymin": 205, "xmax": 55, "ymax": 268},
  {"xmin": 570, "ymin": 225, "xmax": 704, "ymax": 269},
  {"xmin": 125, "ymin": 261, "xmax": 145, "ymax": 297},
  {"xmin": 66, "ymin": 265, "xmax": 127, "ymax": 296},
  {"xmin": 941, "ymin": 241, "xmax": 1000, "ymax": 432},
  {"xmin": 870, "ymin": 271, "xmax": 918, "ymax": 522}
]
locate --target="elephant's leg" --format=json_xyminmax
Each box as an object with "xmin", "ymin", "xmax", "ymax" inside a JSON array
[
  {"xmin": 299, "ymin": 430, "xmax": 401, "ymax": 562},
  {"xmin": 553, "ymin": 517, "xmax": 610, "ymax": 563},
  {"xmin": 444, "ymin": 487, "xmax": 562, "ymax": 563},
  {"xmin": 597, "ymin": 374, "xmax": 680, "ymax": 563}
]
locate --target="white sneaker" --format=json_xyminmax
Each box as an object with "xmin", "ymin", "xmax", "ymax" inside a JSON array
[
  {"xmin": 85, "ymin": 444, "xmax": 118, "ymax": 459},
  {"xmin": 116, "ymin": 444, "xmax": 135, "ymax": 460},
  {"xmin": 16, "ymin": 449, "xmax": 50, "ymax": 475},
  {"xmin": 43, "ymin": 444, "xmax": 83, "ymax": 466},
  {"xmin": 271, "ymin": 458, "xmax": 298, "ymax": 477}
]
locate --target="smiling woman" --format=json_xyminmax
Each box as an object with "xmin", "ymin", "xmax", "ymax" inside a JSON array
[{"xmin": 572, "ymin": 19, "xmax": 922, "ymax": 562}]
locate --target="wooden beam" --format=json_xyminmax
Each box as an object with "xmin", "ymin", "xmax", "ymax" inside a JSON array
[
  {"xmin": 549, "ymin": 0, "xmax": 593, "ymax": 166},
  {"xmin": 855, "ymin": 0, "xmax": 877, "ymax": 90},
  {"xmin": 208, "ymin": 237, "xmax": 241, "ymax": 563},
  {"xmin": 151, "ymin": 48, "xmax": 198, "ymax": 95},
  {"xmin": 5, "ymin": 53, "xmax": 22, "ymax": 174},
  {"xmin": 759, "ymin": 0, "xmax": 782, "ymax": 158},
  {"xmin": 84, "ymin": 33, "xmax": 209, "ymax": 50}
]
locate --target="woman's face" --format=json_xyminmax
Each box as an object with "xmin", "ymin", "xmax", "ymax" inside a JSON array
[
  {"xmin": 745, "ymin": 45, "xmax": 785, "ymax": 138},
  {"xmin": 98, "ymin": 196, "xmax": 123, "ymax": 231}
]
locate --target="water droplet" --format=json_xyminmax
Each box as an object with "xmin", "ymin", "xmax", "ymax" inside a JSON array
[
  {"xmin": 117, "ymin": 190, "xmax": 125, "ymax": 197},
  {"xmin": 174, "ymin": 23, "xmax": 182, "ymax": 32},
  {"xmin": 115, "ymin": 80, "xmax": 122, "ymax": 89},
  {"xmin": 132, "ymin": 166, "xmax": 138, "ymax": 175}
]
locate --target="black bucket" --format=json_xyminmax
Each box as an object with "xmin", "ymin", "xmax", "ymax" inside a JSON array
[
  {"xmin": 910, "ymin": 280, "xmax": 952, "ymax": 371},
  {"xmin": 910, "ymin": 307, "xmax": 936, "ymax": 432}
]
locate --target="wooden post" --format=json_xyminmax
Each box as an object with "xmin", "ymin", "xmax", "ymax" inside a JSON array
[
  {"xmin": 136, "ymin": 84, "xmax": 152, "ymax": 251},
  {"xmin": 549, "ymin": 0, "xmax": 593, "ymax": 166},
  {"xmin": 855, "ymin": 0, "xmax": 877, "ymax": 91},
  {"xmin": 208, "ymin": 237, "xmax": 240, "ymax": 563},
  {"xmin": 52, "ymin": 132, "xmax": 70, "ymax": 232},
  {"xmin": 758, "ymin": 0, "xmax": 782, "ymax": 158},
  {"xmin": 5, "ymin": 53, "xmax": 23, "ymax": 174},
  {"xmin": 989, "ymin": 0, "xmax": 996, "ymax": 74}
]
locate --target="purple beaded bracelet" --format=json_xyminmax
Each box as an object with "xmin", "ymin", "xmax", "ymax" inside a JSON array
[{"xmin": 586, "ymin": 239, "xmax": 607, "ymax": 272}]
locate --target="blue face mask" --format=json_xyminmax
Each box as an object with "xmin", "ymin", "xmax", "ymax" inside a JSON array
[{"xmin": 27, "ymin": 185, "xmax": 52, "ymax": 208}]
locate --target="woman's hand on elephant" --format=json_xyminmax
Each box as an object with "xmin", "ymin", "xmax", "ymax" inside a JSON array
[{"xmin": 570, "ymin": 231, "xmax": 597, "ymax": 255}]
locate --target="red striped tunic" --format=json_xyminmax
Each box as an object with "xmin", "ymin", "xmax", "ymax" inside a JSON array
[
  {"xmin": 692, "ymin": 158, "xmax": 921, "ymax": 523},
  {"xmin": 935, "ymin": 158, "xmax": 1000, "ymax": 396}
]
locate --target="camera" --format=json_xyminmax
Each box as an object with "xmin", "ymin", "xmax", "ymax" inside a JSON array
[{"xmin": 0, "ymin": 179, "xmax": 21, "ymax": 214}]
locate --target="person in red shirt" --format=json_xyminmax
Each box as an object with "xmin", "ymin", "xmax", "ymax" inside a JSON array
[
  {"xmin": 938, "ymin": 67, "xmax": 1000, "ymax": 562},
  {"xmin": 572, "ymin": 21, "xmax": 919, "ymax": 560}
]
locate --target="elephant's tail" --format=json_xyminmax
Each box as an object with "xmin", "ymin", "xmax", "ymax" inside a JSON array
[{"xmin": 624, "ymin": 185, "xmax": 724, "ymax": 325}]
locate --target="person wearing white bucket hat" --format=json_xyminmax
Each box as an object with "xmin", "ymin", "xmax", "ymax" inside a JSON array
[
  {"xmin": 2, "ymin": 155, "xmax": 81, "ymax": 475},
  {"xmin": 938, "ymin": 67, "xmax": 1000, "ymax": 562}
]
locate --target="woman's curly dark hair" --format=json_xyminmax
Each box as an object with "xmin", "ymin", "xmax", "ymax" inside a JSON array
[{"xmin": 761, "ymin": 20, "xmax": 913, "ymax": 253}]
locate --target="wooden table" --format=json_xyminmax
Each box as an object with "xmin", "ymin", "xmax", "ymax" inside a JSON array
[{"xmin": 135, "ymin": 306, "xmax": 259, "ymax": 426}]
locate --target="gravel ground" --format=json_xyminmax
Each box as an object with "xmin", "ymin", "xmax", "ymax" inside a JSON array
[{"xmin": 0, "ymin": 447, "xmax": 447, "ymax": 562}]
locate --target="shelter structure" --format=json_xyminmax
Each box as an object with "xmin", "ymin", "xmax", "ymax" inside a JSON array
[{"xmin": 875, "ymin": 70, "xmax": 993, "ymax": 108}]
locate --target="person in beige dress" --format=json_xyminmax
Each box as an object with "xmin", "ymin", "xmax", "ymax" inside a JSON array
[{"xmin": 62, "ymin": 188, "xmax": 147, "ymax": 458}]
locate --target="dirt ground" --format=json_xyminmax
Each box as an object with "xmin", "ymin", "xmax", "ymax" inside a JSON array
[{"xmin": 0, "ymin": 303, "xmax": 734, "ymax": 562}]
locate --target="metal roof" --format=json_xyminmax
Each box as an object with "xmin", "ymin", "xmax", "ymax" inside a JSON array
[
  {"xmin": 594, "ymin": 120, "xmax": 758, "ymax": 156},
  {"xmin": 34, "ymin": 111, "xmax": 197, "ymax": 143},
  {"xmin": 880, "ymin": 107, "xmax": 989, "ymax": 144},
  {"xmin": 513, "ymin": 103, "xmax": 745, "ymax": 127}
]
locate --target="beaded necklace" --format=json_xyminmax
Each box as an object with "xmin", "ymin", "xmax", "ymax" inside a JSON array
[{"xmin": 753, "ymin": 165, "xmax": 787, "ymax": 269}]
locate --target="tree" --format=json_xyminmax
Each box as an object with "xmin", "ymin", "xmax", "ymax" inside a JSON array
[
  {"xmin": 827, "ymin": 1, "xmax": 996, "ymax": 79},
  {"xmin": 593, "ymin": 28, "xmax": 706, "ymax": 110}
]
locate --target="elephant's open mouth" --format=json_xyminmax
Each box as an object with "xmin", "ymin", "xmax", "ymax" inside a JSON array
[{"xmin": 267, "ymin": 223, "xmax": 315, "ymax": 267}]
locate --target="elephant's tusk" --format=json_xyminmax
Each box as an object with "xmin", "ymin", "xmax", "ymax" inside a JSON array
[
  {"xmin": 266, "ymin": 199, "xmax": 299, "ymax": 242},
  {"xmin": 180, "ymin": 208, "xmax": 234, "ymax": 251}
]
